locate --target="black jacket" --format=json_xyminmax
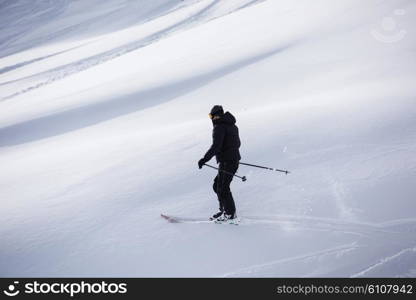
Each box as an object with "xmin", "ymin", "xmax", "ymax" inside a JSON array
[{"xmin": 203, "ymin": 112, "xmax": 241, "ymax": 163}]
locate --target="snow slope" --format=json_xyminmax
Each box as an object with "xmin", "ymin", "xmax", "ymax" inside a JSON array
[{"xmin": 0, "ymin": 0, "xmax": 415, "ymax": 277}]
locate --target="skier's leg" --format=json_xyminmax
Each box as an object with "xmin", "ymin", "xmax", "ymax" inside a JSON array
[
  {"xmin": 218, "ymin": 161, "xmax": 238, "ymax": 216},
  {"xmin": 213, "ymin": 175, "xmax": 218, "ymax": 194},
  {"xmin": 216, "ymin": 165, "xmax": 228, "ymax": 213},
  {"xmin": 213, "ymin": 175, "xmax": 223, "ymax": 212}
]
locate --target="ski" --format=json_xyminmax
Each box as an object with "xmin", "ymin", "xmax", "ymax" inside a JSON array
[
  {"xmin": 214, "ymin": 218, "xmax": 240, "ymax": 225},
  {"xmin": 161, "ymin": 214, "xmax": 212, "ymax": 224},
  {"xmin": 161, "ymin": 214, "xmax": 239, "ymax": 225}
]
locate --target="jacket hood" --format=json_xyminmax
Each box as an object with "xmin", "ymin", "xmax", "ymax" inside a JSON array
[{"xmin": 213, "ymin": 111, "xmax": 236, "ymax": 125}]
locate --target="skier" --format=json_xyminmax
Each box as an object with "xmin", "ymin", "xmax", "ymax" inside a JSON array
[{"xmin": 198, "ymin": 105, "xmax": 241, "ymax": 222}]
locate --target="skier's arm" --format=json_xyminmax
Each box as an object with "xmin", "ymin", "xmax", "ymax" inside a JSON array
[{"xmin": 203, "ymin": 125, "xmax": 225, "ymax": 162}]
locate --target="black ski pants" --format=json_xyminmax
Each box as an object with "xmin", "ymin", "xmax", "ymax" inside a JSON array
[{"xmin": 212, "ymin": 160, "xmax": 239, "ymax": 216}]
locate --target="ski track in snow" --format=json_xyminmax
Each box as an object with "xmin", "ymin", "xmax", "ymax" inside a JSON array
[
  {"xmin": 171, "ymin": 213, "xmax": 416, "ymax": 239},
  {"xmin": 224, "ymin": 243, "xmax": 416, "ymax": 278},
  {"xmin": 351, "ymin": 246, "xmax": 416, "ymax": 278},
  {"xmin": 0, "ymin": 0, "xmax": 265, "ymax": 101},
  {"xmin": 0, "ymin": 40, "xmax": 97, "ymax": 76},
  {"xmin": 221, "ymin": 243, "xmax": 361, "ymax": 277},
  {"xmin": 164, "ymin": 214, "xmax": 416, "ymax": 277},
  {"xmin": 161, "ymin": 210, "xmax": 416, "ymax": 277}
]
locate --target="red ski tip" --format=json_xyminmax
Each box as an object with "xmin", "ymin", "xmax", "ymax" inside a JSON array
[{"xmin": 161, "ymin": 214, "xmax": 179, "ymax": 223}]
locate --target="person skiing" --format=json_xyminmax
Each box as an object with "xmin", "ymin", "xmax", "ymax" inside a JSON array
[{"xmin": 198, "ymin": 105, "xmax": 241, "ymax": 222}]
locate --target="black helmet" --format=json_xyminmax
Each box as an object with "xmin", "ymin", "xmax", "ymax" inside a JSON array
[{"xmin": 209, "ymin": 105, "xmax": 224, "ymax": 119}]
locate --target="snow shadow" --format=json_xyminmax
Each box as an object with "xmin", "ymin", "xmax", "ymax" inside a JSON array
[{"xmin": 0, "ymin": 44, "xmax": 293, "ymax": 147}]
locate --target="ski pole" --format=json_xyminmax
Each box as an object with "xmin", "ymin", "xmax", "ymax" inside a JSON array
[
  {"xmin": 204, "ymin": 164, "xmax": 247, "ymax": 182},
  {"xmin": 239, "ymin": 162, "xmax": 290, "ymax": 175}
]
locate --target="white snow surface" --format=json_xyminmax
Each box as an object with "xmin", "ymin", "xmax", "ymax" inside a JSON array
[{"xmin": 0, "ymin": 0, "xmax": 415, "ymax": 277}]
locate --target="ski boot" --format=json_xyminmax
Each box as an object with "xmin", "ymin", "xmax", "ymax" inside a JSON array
[
  {"xmin": 209, "ymin": 211, "xmax": 223, "ymax": 221},
  {"xmin": 215, "ymin": 213, "xmax": 240, "ymax": 225}
]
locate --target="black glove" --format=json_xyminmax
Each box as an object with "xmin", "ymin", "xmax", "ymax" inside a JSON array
[{"xmin": 198, "ymin": 158, "xmax": 206, "ymax": 169}]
